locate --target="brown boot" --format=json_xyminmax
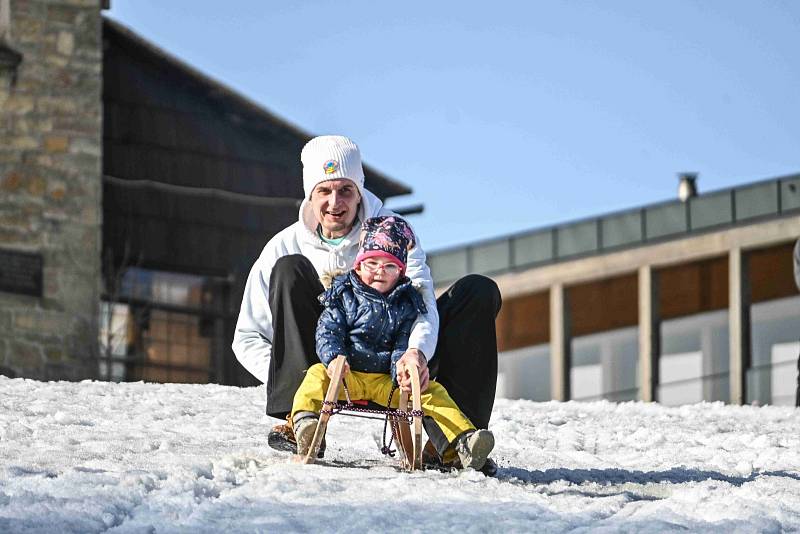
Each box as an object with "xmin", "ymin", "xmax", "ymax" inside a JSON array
[
  {"xmin": 421, "ymin": 439, "xmax": 442, "ymax": 466},
  {"xmin": 268, "ymin": 415, "xmax": 325, "ymax": 458},
  {"xmin": 420, "ymin": 439, "xmax": 458, "ymax": 472}
]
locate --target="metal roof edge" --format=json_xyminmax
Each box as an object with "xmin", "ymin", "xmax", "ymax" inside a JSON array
[{"xmin": 430, "ymin": 172, "xmax": 800, "ymax": 257}]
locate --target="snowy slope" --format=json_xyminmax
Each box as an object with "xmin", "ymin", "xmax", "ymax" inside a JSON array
[{"xmin": 1, "ymin": 376, "xmax": 799, "ymax": 533}]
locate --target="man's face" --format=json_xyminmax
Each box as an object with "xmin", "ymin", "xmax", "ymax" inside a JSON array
[{"xmin": 310, "ymin": 179, "xmax": 361, "ymax": 238}]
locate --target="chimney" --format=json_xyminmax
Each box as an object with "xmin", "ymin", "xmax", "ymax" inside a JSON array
[{"xmin": 678, "ymin": 172, "xmax": 698, "ymax": 202}]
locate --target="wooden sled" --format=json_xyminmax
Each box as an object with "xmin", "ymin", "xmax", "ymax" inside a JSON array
[{"xmin": 303, "ymin": 355, "xmax": 423, "ymax": 471}]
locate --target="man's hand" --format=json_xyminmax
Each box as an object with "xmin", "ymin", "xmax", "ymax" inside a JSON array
[
  {"xmin": 326, "ymin": 357, "xmax": 350, "ymax": 379},
  {"xmin": 395, "ymin": 349, "xmax": 429, "ymax": 393}
]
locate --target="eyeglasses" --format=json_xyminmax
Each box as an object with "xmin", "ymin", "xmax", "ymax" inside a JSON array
[{"xmin": 360, "ymin": 260, "xmax": 401, "ymax": 275}]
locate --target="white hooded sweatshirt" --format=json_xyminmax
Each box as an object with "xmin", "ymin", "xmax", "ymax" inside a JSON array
[{"xmin": 232, "ymin": 188, "xmax": 439, "ymax": 386}]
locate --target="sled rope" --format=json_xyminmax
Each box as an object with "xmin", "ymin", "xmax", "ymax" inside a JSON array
[
  {"xmin": 319, "ymin": 382, "xmax": 424, "ymax": 420},
  {"xmin": 382, "ymin": 386, "xmax": 398, "ymax": 457},
  {"xmin": 318, "ymin": 381, "xmax": 423, "ymax": 458}
]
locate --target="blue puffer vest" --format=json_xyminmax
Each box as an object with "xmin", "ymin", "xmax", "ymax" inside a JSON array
[{"xmin": 316, "ymin": 270, "xmax": 427, "ymax": 381}]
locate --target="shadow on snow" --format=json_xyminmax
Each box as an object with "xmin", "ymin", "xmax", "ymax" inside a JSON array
[{"xmin": 497, "ymin": 465, "xmax": 800, "ymax": 488}]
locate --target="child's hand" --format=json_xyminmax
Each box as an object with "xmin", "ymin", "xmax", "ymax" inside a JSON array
[{"xmin": 326, "ymin": 357, "xmax": 350, "ymax": 379}]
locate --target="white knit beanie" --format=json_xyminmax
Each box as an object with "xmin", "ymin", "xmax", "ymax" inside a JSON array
[{"xmin": 301, "ymin": 135, "xmax": 366, "ymax": 199}]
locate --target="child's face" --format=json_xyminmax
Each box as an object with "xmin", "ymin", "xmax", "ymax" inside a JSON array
[{"xmin": 356, "ymin": 257, "xmax": 402, "ymax": 294}]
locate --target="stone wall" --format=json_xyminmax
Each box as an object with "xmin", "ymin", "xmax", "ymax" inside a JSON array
[{"xmin": 0, "ymin": 0, "xmax": 103, "ymax": 379}]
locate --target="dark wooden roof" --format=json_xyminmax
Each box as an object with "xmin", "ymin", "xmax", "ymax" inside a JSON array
[
  {"xmin": 102, "ymin": 17, "xmax": 411, "ymax": 199},
  {"xmin": 102, "ymin": 17, "xmax": 415, "ymax": 280},
  {"xmin": 103, "ymin": 175, "xmax": 301, "ymax": 277}
]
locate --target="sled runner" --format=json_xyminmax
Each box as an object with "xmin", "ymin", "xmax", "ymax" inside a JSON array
[{"xmin": 302, "ymin": 355, "xmax": 424, "ymax": 471}]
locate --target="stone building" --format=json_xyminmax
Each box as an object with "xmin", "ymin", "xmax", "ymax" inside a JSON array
[
  {"xmin": 1, "ymin": 0, "xmax": 103, "ymax": 380},
  {"xmin": 428, "ymin": 174, "xmax": 800, "ymax": 406},
  {"xmin": 0, "ymin": 3, "xmax": 412, "ymax": 384}
]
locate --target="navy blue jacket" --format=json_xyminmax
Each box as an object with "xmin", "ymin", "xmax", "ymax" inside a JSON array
[{"xmin": 316, "ymin": 270, "xmax": 428, "ymax": 381}]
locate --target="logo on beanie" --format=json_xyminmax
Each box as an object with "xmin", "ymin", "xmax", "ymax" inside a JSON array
[{"xmin": 323, "ymin": 160, "xmax": 339, "ymax": 174}]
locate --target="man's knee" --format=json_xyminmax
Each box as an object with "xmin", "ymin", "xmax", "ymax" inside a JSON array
[
  {"xmin": 451, "ymin": 274, "xmax": 502, "ymax": 315},
  {"xmin": 271, "ymin": 254, "xmax": 318, "ymax": 286},
  {"xmin": 272, "ymin": 254, "xmax": 314, "ymax": 277}
]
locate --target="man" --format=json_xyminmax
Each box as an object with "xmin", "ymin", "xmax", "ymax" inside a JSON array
[{"xmin": 232, "ymin": 135, "xmax": 502, "ymax": 473}]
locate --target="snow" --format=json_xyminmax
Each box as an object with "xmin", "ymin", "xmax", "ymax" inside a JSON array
[{"xmin": 2, "ymin": 376, "xmax": 800, "ymax": 533}]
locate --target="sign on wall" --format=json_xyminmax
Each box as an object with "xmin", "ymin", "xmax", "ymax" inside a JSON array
[{"xmin": 0, "ymin": 248, "xmax": 43, "ymax": 297}]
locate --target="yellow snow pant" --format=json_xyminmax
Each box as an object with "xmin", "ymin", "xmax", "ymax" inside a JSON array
[{"xmin": 291, "ymin": 363, "xmax": 475, "ymax": 446}]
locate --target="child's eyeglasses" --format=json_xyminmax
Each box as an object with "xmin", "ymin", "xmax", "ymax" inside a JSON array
[{"xmin": 360, "ymin": 260, "xmax": 401, "ymax": 275}]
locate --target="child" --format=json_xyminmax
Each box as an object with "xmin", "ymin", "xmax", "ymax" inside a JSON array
[{"xmin": 290, "ymin": 216, "xmax": 495, "ymax": 470}]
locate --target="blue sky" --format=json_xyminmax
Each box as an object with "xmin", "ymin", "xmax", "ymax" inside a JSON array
[{"xmin": 107, "ymin": 1, "xmax": 800, "ymax": 251}]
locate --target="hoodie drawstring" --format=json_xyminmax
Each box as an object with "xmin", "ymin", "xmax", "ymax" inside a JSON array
[{"xmin": 335, "ymin": 253, "xmax": 347, "ymax": 270}]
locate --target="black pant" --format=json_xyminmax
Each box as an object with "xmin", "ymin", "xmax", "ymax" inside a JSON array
[
  {"xmin": 265, "ymin": 255, "xmax": 502, "ymax": 445},
  {"xmin": 265, "ymin": 255, "xmax": 324, "ymax": 416}
]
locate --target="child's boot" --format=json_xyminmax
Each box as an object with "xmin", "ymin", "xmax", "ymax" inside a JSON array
[
  {"xmin": 455, "ymin": 429, "xmax": 495, "ymax": 470},
  {"xmin": 293, "ymin": 415, "xmax": 319, "ymax": 456}
]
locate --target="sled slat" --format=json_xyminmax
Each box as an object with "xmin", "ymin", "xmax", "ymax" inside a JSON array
[
  {"xmin": 395, "ymin": 360, "xmax": 423, "ymax": 471},
  {"xmin": 303, "ymin": 355, "xmax": 346, "ymax": 464},
  {"xmin": 396, "ymin": 389, "xmax": 414, "ymax": 470},
  {"xmin": 410, "ymin": 365, "xmax": 423, "ymax": 470}
]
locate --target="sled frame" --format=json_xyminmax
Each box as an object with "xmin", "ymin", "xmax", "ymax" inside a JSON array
[{"xmin": 303, "ymin": 355, "xmax": 423, "ymax": 471}]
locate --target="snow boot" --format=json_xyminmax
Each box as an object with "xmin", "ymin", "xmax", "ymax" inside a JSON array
[
  {"xmin": 455, "ymin": 429, "xmax": 495, "ymax": 471},
  {"xmin": 293, "ymin": 415, "xmax": 320, "ymax": 457},
  {"xmin": 423, "ymin": 438, "xmax": 499, "ymax": 476},
  {"xmin": 268, "ymin": 415, "xmax": 325, "ymax": 458}
]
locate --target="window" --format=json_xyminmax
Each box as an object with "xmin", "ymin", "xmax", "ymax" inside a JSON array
[{"xmin": 100, "ymin": 267, "xmax": 227, "ymax": 383}]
